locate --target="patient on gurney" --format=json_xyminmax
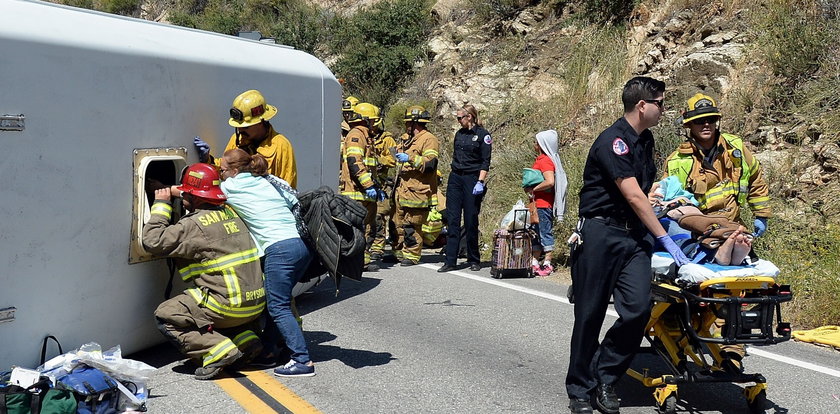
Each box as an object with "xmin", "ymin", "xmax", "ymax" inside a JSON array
[{"xmin": 649, "ymin": 176, "xmax": 779, "ymax": 283}]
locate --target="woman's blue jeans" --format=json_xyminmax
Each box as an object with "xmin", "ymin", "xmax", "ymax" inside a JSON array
[{"xmin": 262, "ymin": 238, "xmax": 313, "ymax": 364}]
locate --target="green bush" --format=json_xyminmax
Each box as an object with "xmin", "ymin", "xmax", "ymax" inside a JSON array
[
  {"xmin": 383, "ymin": 100, "xmax": 436, "ymax": 137},
  {"xmin": 755, "ymin": 213, "xmax": 840, "ymax": 328},
  {"xmin": 332, "ymin": 0, "xmax": 433, "ymax": 107},
  {"xmin": 100, "ymin": 0, "xmax": 140, "ymax": 15},
  {"xmin": 754, "ymin": 0, "xmax": 832, "ymax": 83},
  {"xmin": 169, "ymin": 0, "xmax": 243, "ymax": 35},
  {"xmin": 168, "ymin": 0, "xmax": 324, "ymax": 51},
  {"xmin": 473, "ymin": 0, "xmax": 536, "ymax": 21},
  {"xmin": 581, "ymin": 0, "xmax": 637, "ymax": 23},
  {"xmin": 240, "ymin": 0, "xmax": 323, "ymax": 53}
]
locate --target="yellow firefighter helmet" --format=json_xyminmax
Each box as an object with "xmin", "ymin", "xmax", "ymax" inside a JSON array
[{"xmin": 229, "ymin": 89, "xmax": 277, "ymax": 128}]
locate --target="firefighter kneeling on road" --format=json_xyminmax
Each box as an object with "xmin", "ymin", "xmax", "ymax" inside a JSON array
[
  {"xmin": 394, "ymin": 105, "xmax": 440, "ymax": 266},
  {"xmin": 143, "ymin": 163, "xmax": 266, "ymax": 380},
  {"xmin": 339, "ymin": 102, "xmax": 386, "ymax": 271}
]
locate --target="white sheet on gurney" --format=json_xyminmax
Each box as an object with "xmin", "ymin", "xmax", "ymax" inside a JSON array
[{"xmin": 651, "ymin": 252, "xmax": 780, "ymax": 283}]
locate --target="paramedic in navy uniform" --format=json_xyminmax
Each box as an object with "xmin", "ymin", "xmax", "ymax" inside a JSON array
[
  {"xmin": 565, "ymin": 77, "xmax": 689, "ymax": 414},
  {"xmin": 438, "ymin": 104, "xmax": 492, "ymax": 273}
]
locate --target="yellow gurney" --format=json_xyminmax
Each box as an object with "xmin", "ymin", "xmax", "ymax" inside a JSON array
[{"xmin": 627, "ymin": 275, "xmax": 793, "ymax": 413}]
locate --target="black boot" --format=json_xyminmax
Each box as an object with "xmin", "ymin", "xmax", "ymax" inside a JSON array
[
  {"xmin": 569, "ymin": 398, "xmax": 593, "ymax": 413},
  {"xmin": 595, "ymin": 384, "xmax": 620, "ymax": 414}
]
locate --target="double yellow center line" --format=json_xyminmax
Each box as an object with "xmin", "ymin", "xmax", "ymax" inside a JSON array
[{"xmin": 215, "ymin": 369, "xmax": 321, "ymax": 413}]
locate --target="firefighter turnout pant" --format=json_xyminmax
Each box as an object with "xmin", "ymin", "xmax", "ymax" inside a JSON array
[
  {"xmin": 395, "ymin": 203, "xmax": 429, "ymax": 264},
  {"xmin": 371, "ymin": 197, "xmax": 397, "ymax": 255},
  {"xmin": 154, "ymin": 293, "xmax": 261, "ymax": 367},
  {"xmin": 361, "ymin": 200, "xmax": 378, "ymax": 265}
]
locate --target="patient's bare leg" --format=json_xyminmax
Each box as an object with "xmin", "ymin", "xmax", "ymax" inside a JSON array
[
  {"xmin": 730, "ymin": 228, "xmax": 752, "ymax": 265},
  {"xmin": 714, "ymin": 231, "xmax": 737, "ymax": 265}
]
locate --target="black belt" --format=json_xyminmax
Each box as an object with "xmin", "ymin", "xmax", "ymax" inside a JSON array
[
  {"xmin": 451, "ymin": 168, "xmax": 479, "ymax": 175},
  {"xmin": 588, "ymin": 215, "xmax": 640, "ymax": 230}
]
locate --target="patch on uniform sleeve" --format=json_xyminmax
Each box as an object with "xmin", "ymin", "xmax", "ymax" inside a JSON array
[
  {"xmin": 483, "ymin": 134, "xmax": 493, "ymax": 145},
  {"xmin": 612, "ymin": 137, "xmax": 629, "ymax": 155},
  {"xmin": 351, "ymin": 138, "xmax": 359, "ymax": 142}
]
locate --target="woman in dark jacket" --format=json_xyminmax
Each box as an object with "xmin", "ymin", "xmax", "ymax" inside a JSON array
[{"xmin": 438, "ymin": 104, "xmax": 492, "ymax": 272}]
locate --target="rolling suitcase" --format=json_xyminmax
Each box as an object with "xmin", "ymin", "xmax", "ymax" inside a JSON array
[{"xmin": 490, "ymin": 210, "xmax": 534, "ymax": 279}]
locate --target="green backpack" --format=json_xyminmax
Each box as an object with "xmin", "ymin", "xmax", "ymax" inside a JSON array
[{"xmin": 0, "ymin": 377, "xmax": 77, "ymax": 414}]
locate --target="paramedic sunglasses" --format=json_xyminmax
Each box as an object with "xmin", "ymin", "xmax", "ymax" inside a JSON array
[
  {"xmin": 691, "ymin": 116, "xmax": 720, "ymax": 125},
  {"xmin": 644, "ymin": 99, "xmax": 665, "ymax": 109}
]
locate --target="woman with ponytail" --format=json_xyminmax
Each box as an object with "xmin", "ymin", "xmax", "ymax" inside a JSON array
[{"xmin": 220, "ymin": 148, "xmax": 316, "ymax": 377}]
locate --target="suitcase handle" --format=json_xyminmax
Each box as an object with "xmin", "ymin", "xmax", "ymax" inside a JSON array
[{"xmin": 512, "ymin": 209, "xmax": 529, "ymax": 231}]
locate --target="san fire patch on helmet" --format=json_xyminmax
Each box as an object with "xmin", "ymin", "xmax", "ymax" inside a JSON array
[
  {"xmin": 250, "ymin": 104, "xmax": 265, "ymax": 117},
  {"xmin": 612, "ymin": 137, "xmax": 629, "ymax": 155}
]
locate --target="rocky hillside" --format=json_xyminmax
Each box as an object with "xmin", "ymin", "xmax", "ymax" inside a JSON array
[{"xmin": 398, "ymin": 0, "xmax": 840, "ymax": 327}]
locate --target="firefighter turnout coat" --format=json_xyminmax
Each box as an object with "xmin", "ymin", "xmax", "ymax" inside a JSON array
[
  {"xmin": 143, "ymin": 201, "xmax": 265, "ymax": 366},
  {"xmin": 213, "ymin": 125, "xmax": 298, "ymax": 188},
  {"xmin": 396, "ymin": 130, "xmax": 440, "ymax": 209},
  {"xmin": 340, "ymin": 125, "xmax": 378, "ymax": 200},
  {"xmin": 663, "ymin": 132, "xmax": 771, "ymax": 223},
  {"xmin": 394, "ymin": 130, "xmax": 440, "ymax": 263}
]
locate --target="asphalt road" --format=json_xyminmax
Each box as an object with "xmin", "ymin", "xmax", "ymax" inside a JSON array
[{"xmin": 134, "ymin": 256, "xmax": 840, "ymax": 413}]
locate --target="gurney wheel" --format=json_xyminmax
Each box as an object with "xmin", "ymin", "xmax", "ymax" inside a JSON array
[
  {"xmin": 746, "ymin": 389, "xmax": 768, "ymax": 413},
  {"xmin": 658, "ymin": 395, "xmax": 677, "ymax": 414}
]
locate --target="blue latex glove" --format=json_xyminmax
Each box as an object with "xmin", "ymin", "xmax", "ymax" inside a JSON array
[
  {"xmin": 395, "ymin": 152, "xmax": 409, "ymax": 163},
  {"xmin": 656, "ymin": 235, "xmax": 690, "ymax": 267},
  {"xmin": 376, "ymin": 189, "xmax": 387, "ymax": 202},
  {"xmin": 194, "ymin": 136, "xmax": 211, "ymax": 163},
  {"xmin": 753, "ymin": 217, "xmax": 768, "ymax": 237},
  {"xmin": 472, "ymin": 181, "xmax": 485, "ymax": 195},
  {"xmin": 365, "ymin": 187, "xmax": 379, "ymax": 200}
]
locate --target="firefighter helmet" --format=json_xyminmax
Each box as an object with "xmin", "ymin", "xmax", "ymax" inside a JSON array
[
  {"xmin": 350, "ymin": 102, "xmax": 380, "ymax": 123},
  {"xmin": 403, "ymin": 105, "xmax": 431, "ymax": 123},
  {"xmin": 682, "ymin": 93, "xmax": 722, "ymax": 125},
  {"xmin": 177, "ymin": 163, "xmax": 226, "ymax": 205},
  {"xmin": 342, "ymin": 96, "xmax": 359, "ymax": 112},
  {"xmin": 228, "ymin": 89, "xmax": 278, "ymax": 128},
  {"xmin": 354, "ymin": 103, "xmax": 380, "ymax": 119}
]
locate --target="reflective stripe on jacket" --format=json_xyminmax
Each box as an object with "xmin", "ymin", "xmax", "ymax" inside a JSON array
[
  {"xmin": 396, "ymin": 130, "xmax": 439, "ymax": 209},
  {"xmin": 143, "ymin": 202, "xmax": 266, "ymax": 318},
  {"xmin": 340, "ymin": 125, "xmax": 377, "ymax": 200},
  {"xmin": 664, "ymin": 132, "xmax": 770, "ymax": 222}
]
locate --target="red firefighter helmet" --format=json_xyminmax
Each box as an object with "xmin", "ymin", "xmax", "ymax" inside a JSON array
[{"xmin": 177, "ymin": 163, "xmax": 226, "ymax": 205}]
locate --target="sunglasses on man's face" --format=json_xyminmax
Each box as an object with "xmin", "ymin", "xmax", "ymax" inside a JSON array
[
  {"xmin": 691, "ymin": 116, "xmax": 720, "ymax": 125},
  {"xmin": 644, "ymin": 99, "xmax": 665, "ymax": 109},
  {"xmin": 456, "ymin": 115, "xmax": 467, "ymax": 120}
]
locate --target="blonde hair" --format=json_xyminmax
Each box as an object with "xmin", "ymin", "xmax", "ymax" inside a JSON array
[{"xmin": 461, "ymin": 104, "xmax": 481, "ymax": 126}]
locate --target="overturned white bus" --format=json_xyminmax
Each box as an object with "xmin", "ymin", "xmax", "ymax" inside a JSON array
[{"xmin": 0, "ymin": 0, "xmax": 340, "ymax": 368}]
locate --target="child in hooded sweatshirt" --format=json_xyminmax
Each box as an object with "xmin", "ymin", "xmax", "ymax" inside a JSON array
[{"xmin": 525, "ymin": 129, "xmax": 568, "ymax": 276}]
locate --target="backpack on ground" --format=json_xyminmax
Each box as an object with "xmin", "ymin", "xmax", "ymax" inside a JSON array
[
  {"xmin": 56, "ymin": 367, "xmax": 118, "ymax": 414},
  {"xmin": 0, "ymin": 375, "xmax": 77, "ymax": 414}
]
